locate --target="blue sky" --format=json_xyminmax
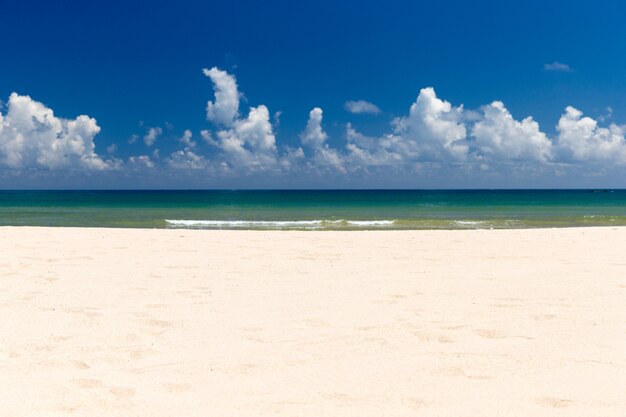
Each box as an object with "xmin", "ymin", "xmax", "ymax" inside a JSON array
[{"xmin": 1, "ymin": 0, "xmax": 626, "ymax": 188}]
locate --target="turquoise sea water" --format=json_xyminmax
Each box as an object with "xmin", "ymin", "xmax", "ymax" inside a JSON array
[{"xmin": 1, "ymin": 190, "xmax": 626, "ymax": 230}]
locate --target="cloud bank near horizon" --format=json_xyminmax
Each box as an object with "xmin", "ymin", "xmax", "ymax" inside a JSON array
[
  {"xmin": 0, "ymin": 93, "xmax": 116, "ymax": 171},
  {"xmin": 2, "ymin": 67, "xmax": 626, "ymax": 186}
]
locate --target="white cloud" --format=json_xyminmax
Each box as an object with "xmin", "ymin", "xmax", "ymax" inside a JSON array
[
  {"xmin": 300, "ymin": 108, "xmax": 345, "ymax": 173},
  {"xmin": 471, "ymin": 101, "xmax": 552, "ymax": 162},
  {"xmin": 279, "ymin": 146, "xmax": 305, "ymax": 171},
  {"xmin": 273, "ymin": 110, "xmax": 283, "ymax": 127},
  {"xmin": 390, "ymin": 87, "xmax": 468, "ymax": 161},
  {"xmin": 200, "ymin": 129, "xmax": 214, "ymax": 145},
  {"xmin": 202, "ymin": 68, "xmax": 279, "ymax": 172},
  {"xmin": 9, "ymin": 65, "xmax": 626, "ymax": 186},
  {"xmin": 344, "ymin": 100, "xmax": 381, "ymax": 114},
  {"xmin": 345, "ymin": 88, "xmax": 470, "ymax": 168},
  {"xmin": 300, "ymin": 107, "xmax": 328, "ymax": 147},
  {"xmin": 598, "ymin": 106, "xmax": 613, "ymax": 123},
  {"xmin": 128, "ymin": 155, "xmax": 154, "ymax": 168},
  {"xmin": 342, "ymin": 94, "xmax": 626, "ymax": 174},
  {"xmin": 203, "ymin": 67, "xmax": 240, "ymax": 126},
  {"xmin": 178, "ymin": 129, "xmax": 195, "ymax": 148},
  {"xmin": 556, "ymin": 106, "xmax": 626, "ymax": 162},
  {"xmin": 310, "ymin": 146, "xmax": 345, "ymax": 173},
  {"xmin": 544, "ymin": 62, "xmax": 573, "ymax": 72},
  {"xmin": 0, "ymin": 93, "xmax": 110, "ymax": 170},
  {"xmin": 143, "ymin": 127, "xmax": 162, "ymax": 146},
  {"xmin": 214, "ymin": 105, "xmax": 278, "ymax": 170},
  {"xmin": 168, "ymin": 148, "xmax": 209, "ymax": 169},
  {"xmin": 345, "ymin": 123, "xmax": 402, "ymax": 167}
]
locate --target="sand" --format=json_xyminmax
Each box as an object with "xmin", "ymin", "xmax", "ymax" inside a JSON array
[{"xmin": 0, "ymin": 226, "xmax": 625, "ymax": 416}]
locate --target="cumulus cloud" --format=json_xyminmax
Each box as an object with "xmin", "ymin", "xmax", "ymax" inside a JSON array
[
  {"xmin": 169, "ymin": 130, "xmax": 208, "ymax": 170},
  {"xmin": 345, "ymin": 88, "xmax": 470, "ymax": 167},
  {"xmin": 143, "ymin": 127, "xmax": 162, "ymax": 146},
  {"xmin": 279, "ymin": 146, "xmax": 305, "ymax": 171},
  {"xmin": 273, "ymin": 110, "xmax": 283, "ymax": 127},
  {"xmin": 300, "ymin": 107, "xmax": 328, "ymax": 147},
  {"xmin": 342, "ymin": 91, "xmax": 556, "ymax": 171},
  {"xmin": 200, "ymin": 129, "xmax": 214, "ymax": 145},
  {"xmin": 202, "ymin": 68, "xmax": 279, "ymax": 171},
  {"xmin": 471, "ymin": 101, "xmax": 552, "ymax": 162},
  {"xmin": 178, "ymin": 129, "xmax": 195, "ymax": 148},
  {"xmin": 300, "ymin": 108, "xmax": 345, "ymax": 173},
  {"xmin": 597, "ymin": 106, "xmax": 613, "ymax": 123},
  {"xmin": 345, "ymin": 123, "xmax": 402, "ymax": 167},
  {"xmin": 213, "ymin": 105, "xmax": 278, "ymax": 170},
  {"xmin": 168, "ymin": 148, "xmax": 209, "ymax": 169},
  {"xmin": 8, "ymin": 66, "xmax": 626, "ymax": 186},
  {"xmin": 388, "ymin": 87, "xmax": 468, "ymax": 161},
  {"xmin": 0, "ymin": 93, "xmax": 110, "ymax": 170},
  {"xmin": 556, "ymin": 106, "xmax": 626, "ymax": 162},
  {"xmin": 344, "ymin": 100, "xmax": 381, "ymax": 114},
  {"xmin": 128, "ymin": 155, "xmax": 154, "ymax": 168},
  {"xmin": 203, "ymin": 67, "xmax": 240, "ymax": 126},
  {"xmin": 544, "ymin": 62, "xmax": 573, "ymax": 72}
]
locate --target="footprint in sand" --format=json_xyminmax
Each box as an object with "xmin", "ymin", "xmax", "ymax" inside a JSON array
[
  {"xmin": 109, "ymin": 386, "xmax": 135, "ymax": 400},
  {"xmin": 139, "ymin": 318, "xmax": 173, "ymax": 335},
  {"xmin": 145, "ymin": 318, "xmax": 171, "ymax": 328},
  {"xmin": 389, "ymin": 294, "xmax": 407, "ymax": 299},
  {"xmin": 164, "ymin": 383, "xmax": 191, "ymax": 393},
  {"xmin": 474, "ymin": 329, "xmax": 507, "ymax": 339},
  {"xmin": 233, "ymin": 362, "xmax": 259, "ymax": 374},
  {"xmin": 363, "ymin": 336, "xmax": 388, "ymax": 346},
  {"xmin": 440, "ymin": 366, "xmax": 465, "ymax": 377},
  {"xmin": 128, "ymin": 348, "xmax": 153, "ymax": 360},
  {"xmin": 440, "ymin": 325, "xmax": 466, "ymax": 330},
  {"xmin": 75, "ymin": 378, "xmax": 104, "ymax": 388},
  {"xmin": 402, "ymin": 397, "xmax": 427, "ymax": 409},
  {"xmin": 301, "ymin": 318, "xmax": 331, "ymax": 328},
  {"xmin": 535, "ymin": 396, "xmax": 572, "ymax": 408},
  {"xmin": 52, "ymin": 404, "xmax": 79, "ymax": 413},
  {"xmin": 532, "ymin": 314, "xmax": 556, "ymax": 321},
  {"xmin": 71, "ymin": 360, "xmax": 90, "ymax": 369}
]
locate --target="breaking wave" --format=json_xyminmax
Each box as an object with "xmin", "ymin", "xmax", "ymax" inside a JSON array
[{"xmin": 165, "ymin": 219, "xmax": 396, "ymax": 229}]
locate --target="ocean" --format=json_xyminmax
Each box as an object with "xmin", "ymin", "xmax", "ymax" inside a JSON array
[{"xmin": 1, "ymin": 190, "xmax": 625, "ymax": 230}]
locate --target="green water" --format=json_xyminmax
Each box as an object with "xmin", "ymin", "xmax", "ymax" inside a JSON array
[{"xmin": 1, "ymin": 190, "xmax": 626, "ymax": 230}]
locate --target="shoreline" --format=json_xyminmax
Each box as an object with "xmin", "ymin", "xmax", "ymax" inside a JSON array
[
  {"xmin": 3, "ymin": 224, "xmax": 626, "ymax": 232},
  {"xmin": 1, "ymin": 226, "xmax": 625, "ymax": 416}
]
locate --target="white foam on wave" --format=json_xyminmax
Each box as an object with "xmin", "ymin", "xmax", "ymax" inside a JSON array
[
  {"xmin": 165, "ymin": 219, "xmax": 396, "ymax": 228},
  {"xmin": 454, "ymin": 220, "xmax": 483, "ymax": 225},
  {"xmin": 346, "ymin": 220, "xmax": 395, "ymax": 226},
  {"xmin": 166, "ymin": 219, "xmax": 323, "ymax": 228}
]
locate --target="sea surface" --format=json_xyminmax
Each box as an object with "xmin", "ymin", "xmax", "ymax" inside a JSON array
[{"xmin": 1, "ymin": 190, "xmax": 626, "ymax": 230}]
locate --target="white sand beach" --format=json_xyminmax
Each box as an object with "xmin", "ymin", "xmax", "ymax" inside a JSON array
[{"xmin": 1, "ymin": 226, "xmax": 625, "ymax": 416}]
